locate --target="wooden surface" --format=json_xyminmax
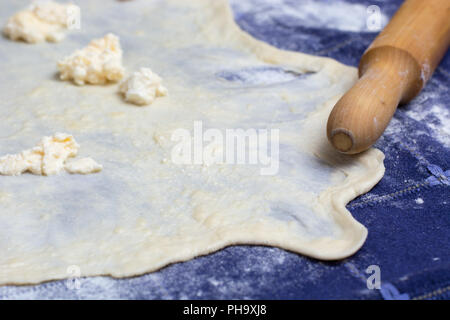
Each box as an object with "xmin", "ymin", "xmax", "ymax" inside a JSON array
[{"xmin": 327, "ymin": 0, "xmax": 450, "ymax": 154}]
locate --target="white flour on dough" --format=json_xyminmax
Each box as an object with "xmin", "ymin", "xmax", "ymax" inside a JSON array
[{"xmin": 0, "ymin": 0, "xmax": 384, "ymax": 285}]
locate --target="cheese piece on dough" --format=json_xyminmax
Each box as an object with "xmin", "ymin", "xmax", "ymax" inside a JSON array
[
  {"xmin": 0, "ymin": 134, "xmax": 101, "ymax": 176},
  {"xmin": 65, "ymin": 158, "xmax": 103, "ymax": 174},
  {"xmin": 0, "ymin": 148, "xmax": 42, "ymax": 176},
  {"xmin": 119, "ymin": 68, "xmax": 168, "ymax": 106},
  {"xmin": 3, "ymin": 1, "xmax": 79, "ymax": 43},
  {"xmin": 57, "ymin": 33, "xmax": 125, "ymax": 85},
  {"xmin": 40, "ymin": 133, "xmax": 79, "ymax": 175}
]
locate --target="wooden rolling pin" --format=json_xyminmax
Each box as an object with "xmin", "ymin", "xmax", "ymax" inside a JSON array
[{"xmin": 327, "ymin": 0, "xmax": 450, "ymax": 154}]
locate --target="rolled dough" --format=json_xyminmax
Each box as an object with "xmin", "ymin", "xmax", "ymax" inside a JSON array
[{"xmin": 0, "ymin": 0, "xmax": 384, "ymax": 285}]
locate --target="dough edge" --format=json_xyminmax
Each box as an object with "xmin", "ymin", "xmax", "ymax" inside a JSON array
[{"xmin": 1, "ymin": 0, "xmax": 385, "ymax": 286}]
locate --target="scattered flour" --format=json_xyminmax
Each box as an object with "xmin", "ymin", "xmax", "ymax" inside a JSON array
[
  {"xmin": 230, "ymin": 0, "xmax": 388, "ymax": 32},
  {"xmin": 405, "ymin": 104, "xmax": 450, "ymax": 148},
  {"xmin": 217, "ymin": 66, "xmax": 301, "ymax": 85}
]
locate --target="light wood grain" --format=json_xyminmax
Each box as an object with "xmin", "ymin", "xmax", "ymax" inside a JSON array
[{"xmin": 327, "ymin": 0, "xmax": 450, "ymax": 154}]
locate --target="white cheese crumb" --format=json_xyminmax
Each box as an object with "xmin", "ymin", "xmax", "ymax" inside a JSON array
[
  {"xmin": 58, "ymin": 33, "xmax": 125, "ymax": 85},
  {"xmin": 0, "ymin": 133, "xmax": 101, "ymax": 176},
  {"xmin": 65, "ymin": 158, "xmax": 103, "ymax": 174},
  {"xmin": 119, "ymin": 68, "xmax": 168, "ymax": 105},
  {"xmin": 40, "ymin": 133, "xmax": 79, "ymax": 175},
  {"xmin": 3, "ymin": 1, "xmax": 79, "ymax": 43}
]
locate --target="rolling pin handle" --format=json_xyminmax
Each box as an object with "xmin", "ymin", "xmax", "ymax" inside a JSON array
[{"xmin": 327, "ymin": 0, "xmax": 450, "ymax": 154}]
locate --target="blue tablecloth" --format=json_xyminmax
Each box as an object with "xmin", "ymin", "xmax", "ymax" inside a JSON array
[{"xmin": 1, "ymin": 0, "xmax": 449, "ymax": 299}]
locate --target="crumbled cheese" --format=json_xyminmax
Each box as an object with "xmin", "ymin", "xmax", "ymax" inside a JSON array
[
  {"xmin": 65, "ymin": 158, "xmax": 103, "ymax": 174},
  {"xmin": 0, "ymin": 150, "xmax": 39, "ymax": 176},
  {"xmin": 57, "ymin": 33, "xmax": 125, "ymax": 85},
  {"xmin": 119, "ymin": 68, "xmax": 168, "ymax": 105},
  {"xmin": 0, "ymin": 133, "xmax": 101, "ymax": 176},
  {"xmin": 40, "ymin": 133, "xmax": 79, "ymax": 175},
  {"xmin": 3, "ymin": 1, "xmax": 79, "ymax": 43}
]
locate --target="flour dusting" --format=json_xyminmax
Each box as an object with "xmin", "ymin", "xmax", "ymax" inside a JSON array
[
  {"xmin": 405, "ymin": 104, "xmax": 450, "ymax": 148},
  {"xmin": 230, "ymin": 0, "xmax": 388, "ymax": 32}
]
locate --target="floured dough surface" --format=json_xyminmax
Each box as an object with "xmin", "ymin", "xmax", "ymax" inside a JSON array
[
  {"xmin": 3, "ymin": 1, "xmax": 79, "ymax": 43},
  {"xmin": 0, "ymin": 0, "xmax": 384, "ymax": 285}
]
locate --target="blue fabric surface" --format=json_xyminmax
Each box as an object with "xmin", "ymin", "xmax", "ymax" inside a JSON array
[{"xmin": 1, "ymin": 0, "xmax": 449, "ymax": 300}]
